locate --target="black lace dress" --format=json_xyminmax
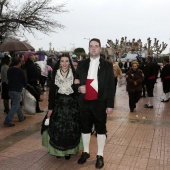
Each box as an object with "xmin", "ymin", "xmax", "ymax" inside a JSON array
[{"xmin": 42, "ymin": 69, "xmax": 82, "ymax": 156}]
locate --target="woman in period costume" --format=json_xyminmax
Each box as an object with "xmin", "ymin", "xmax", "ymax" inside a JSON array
[
  {"xmin": 41, "ymin": 53, "xmax": 82, "ymax": 160},
  {"xmin": 126, "ymin": 61, "xmax": 144, "ymax": 112}
]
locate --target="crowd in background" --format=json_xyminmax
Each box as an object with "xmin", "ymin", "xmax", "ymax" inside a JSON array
[{"xmin": 0, "ymin": 51, "xmax": 170, "ymax": 125}]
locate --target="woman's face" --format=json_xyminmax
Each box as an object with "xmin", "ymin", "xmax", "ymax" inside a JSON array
[
  {"xmin": 60, "ymin": 57, "xmax": 70, "ymax": 70},
  {"xmin": 132, "ymin": 63, "xmax": 138, "ymax": 71}
]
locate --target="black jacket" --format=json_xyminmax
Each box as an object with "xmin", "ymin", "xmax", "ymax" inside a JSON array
[
  {"xmin": 75, "ymin": 57, "xmax": 115, "ymax": 108},
  {"xmin": 144, "ymin": 61, "xmax": 158, "ymax": 81}
]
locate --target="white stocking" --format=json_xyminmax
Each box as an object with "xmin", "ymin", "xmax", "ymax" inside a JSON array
[
  {"xmin": 97, "ymin": 134, "xmax": 106, "ymax": 156},
  {"xmin": 165, "ymin": 93, "xmax": 169, "ymax": 100},
  {"xmin": 82, "ymin": 133, "xmax": 91, "ymax": 153},
  {"xmin": 150, "ymin": 97, "xmax": 154, "ymax": 106},
  {"xmin": 148, "ymin": 97, "xmax": 153, "ymax": 106}
]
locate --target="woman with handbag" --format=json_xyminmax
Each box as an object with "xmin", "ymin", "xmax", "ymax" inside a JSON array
[{"xmin": 41, "ymin": 53, "xmax": 82, "ymax": 160}]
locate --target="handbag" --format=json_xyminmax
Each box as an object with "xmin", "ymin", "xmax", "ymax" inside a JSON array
[{"xmin": 22, "ymin": 88, "xmax": 36, "ymax": 114}]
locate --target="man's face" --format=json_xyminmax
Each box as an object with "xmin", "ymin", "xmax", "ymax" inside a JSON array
[{"xmin": 89, "ymin": 41, "xmax": 101, "ymax": 57}]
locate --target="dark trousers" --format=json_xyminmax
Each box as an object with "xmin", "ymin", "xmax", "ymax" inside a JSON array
[
  {"xmin": 142, "ymin": 82, "xmax": 146, "ymax": 96},
  {"xmin": 40, "ymin": 76, "xmax": 47, "ymax": 90},
  {"xmin": 114, "ymin": 77, "xmax": 118, "ymax": 96},
  {"xmin": 146, "ymin": 80, "xmax": 155, "ymax": 97},
  {"xmin": 79, "ymin": 100, "xmax": 107, "ymax": 134},
  {"xmin": 26, "ymin": 84, "xmax": 40, "ymax": 111},
  {"xmin": 28, "ymin": 81, "xmax": 40, "ymax": 99},
  {"xmin": 128, "ymin": 91, "xmax": 142, "ymax": 110}
]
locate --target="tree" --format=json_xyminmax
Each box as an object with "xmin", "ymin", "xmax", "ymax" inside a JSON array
[{"xmin": 0, "ymin": 0, "xmax": 67, "ymax": 37}]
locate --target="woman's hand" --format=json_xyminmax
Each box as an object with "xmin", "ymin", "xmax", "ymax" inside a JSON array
[
  {"xmin": 74, "ymin": 79, "xmax": 80, "ymax": 84},
  {"xmin": 47, "ymin": 110, "xmax": 53, "ymax": 118}
]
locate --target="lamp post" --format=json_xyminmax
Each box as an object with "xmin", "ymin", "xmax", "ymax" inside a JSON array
[
  {"xmin": 84, "ymin": 38, "xmax": 90, "ymax": 41},
  {"xmin": 70, "ymin": 43, "xmax": 75, "ymax": 51}
]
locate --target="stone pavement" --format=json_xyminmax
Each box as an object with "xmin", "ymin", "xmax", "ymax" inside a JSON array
[{"xmin": 0, "ymin": 78, "xmax": 170, "ymax": 170}]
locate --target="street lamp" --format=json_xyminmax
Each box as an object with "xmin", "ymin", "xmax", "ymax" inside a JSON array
[
  {"xmin": 70, "ymin": 43, "xmax": 75, "ymax": 51},
  {"xmin": 84, "ymin": 38, "xmax": 90, "ymax": 41}
]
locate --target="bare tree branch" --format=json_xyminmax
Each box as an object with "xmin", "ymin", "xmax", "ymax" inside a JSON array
[{"xmin": 0, "ymin": 0, "xmax": 68, "ymax": 37}]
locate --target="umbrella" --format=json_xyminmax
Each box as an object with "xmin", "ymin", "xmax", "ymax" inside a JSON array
[
  {"xmin": 36, "ymin": 51, "xmax": 49, "ymax": 56},
  {"xmin": 23, "ymin": 51, "xmax": 37, "ymax": 62},
  {"xmin": 0, "ymin": 40, "xmax": 35, "ymax": 52}
]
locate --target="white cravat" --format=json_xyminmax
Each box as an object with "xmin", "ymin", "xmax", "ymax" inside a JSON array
[{"xmin": 87, "ymin": 57, "xmax": 100, "ymax": 92}]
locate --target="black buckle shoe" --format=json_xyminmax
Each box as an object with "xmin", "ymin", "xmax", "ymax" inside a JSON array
[
  {"xmin": 65, "ymin": 155, "xmax": 71, "ymax": 160},
  {"xmin": 4, "ymin": 123, "xmax": 15, "ymax": 127},
  {"xmin": 77, "ymin": 152, "xmax": 90, "ymax": 164},
  {"xmin": 161, "ymin": 99, "xmax": 169, "ymax": 102},
  {"xmin": 95, "ymin": 155, "xmax": 104, "ymax": 169},
  {"xmin": 144, "ymin": 104, "xmax": 153, "ymax": 108},
  {"xmin": 130, "ymin": 108, "xmax": 134, "ymax": 112},
  {"xmin": 19, "ymin": 116, "xmax": 26, "ymax": 122}
]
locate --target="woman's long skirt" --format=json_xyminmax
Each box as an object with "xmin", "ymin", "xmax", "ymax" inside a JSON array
[{"xmin": 42, "ymin": 93, "xmax": 83, "ymax": 156}]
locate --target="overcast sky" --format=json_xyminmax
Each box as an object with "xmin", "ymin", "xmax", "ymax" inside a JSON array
[{"xmin": 25, "ymin": 0, "xmax": 170, "ymax": 54}]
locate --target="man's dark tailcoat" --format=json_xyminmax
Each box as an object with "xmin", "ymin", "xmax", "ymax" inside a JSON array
[{"xmin": 75, "ymin": 57, "xmax": 115, "ymax": 108}]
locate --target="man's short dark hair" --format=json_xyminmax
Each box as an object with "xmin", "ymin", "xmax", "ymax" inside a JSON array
[
  {"xmin": 11, "ymin": 57, "xmax": 21, "ymax": 66},
  {"xmin": 89, "ymin": 38, "xmax": 101, "ymax": 47}
]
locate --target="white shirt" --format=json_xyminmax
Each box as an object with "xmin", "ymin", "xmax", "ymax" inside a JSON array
[{"xmin": 87, "ymin": 57, "xmax": 100, "ymax": 92}]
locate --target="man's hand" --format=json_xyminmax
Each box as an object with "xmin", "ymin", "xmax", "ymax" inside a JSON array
[
  {"xmin": 78, "ymin": 85, "xmax": 86, "ymax": 94},
  {"xmin": 106, "ymin": 108, "xmax": 113, "ymax": 114}
]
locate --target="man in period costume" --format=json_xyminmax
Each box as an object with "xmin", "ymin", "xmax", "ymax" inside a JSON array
[
  {"xmin": 143, "ymin": 57, "xmax": 158, "ymax": 108},
  {"xmin": 160, "ymin": 58, "xmax": 170, "ymax": 102},
  {"xmin": 75, "ymin": 38, "xmax": 115, "ymax": 169}
]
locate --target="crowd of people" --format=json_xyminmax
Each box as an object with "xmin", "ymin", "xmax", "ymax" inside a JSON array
[{"xmin": 1, "ymin": 38, "xmax": 170, "ymax": 169}]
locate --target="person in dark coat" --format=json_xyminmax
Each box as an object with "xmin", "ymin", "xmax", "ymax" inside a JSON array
[
  {"xmin": 25, "ymin": 55, "xmax": 43, "ymax": 113},
  {"xmin": 1, "ymin": 55, "xmax": 11, "ymax": 114},
  {"xmin": 124, "ymin": 59, "xmax": 132, "ymax": 74},
  {"xmin": 138, "ymin": 58, "xmax": 147, "ymax": 97},
  {"xmin": 118, "ymin": 60, "xmax": 123, "ymax": 69},
  {"xmin": 126, "ymin": 61, "xmax": 144, "ymax": 112},
  {"xmin": 154, "ymin": 60, "xmax": 161, "ymax": 83},
  {"xmin": 143, "ymin": 57, "xmax": 158, "ymax": 108},
  {"xmin": 160, "ymin": 58, "xmax": 170, "ymax": 102},
  {"xmin": 75, "ymin": 38, "xmax": 115, "ymax": 169}
]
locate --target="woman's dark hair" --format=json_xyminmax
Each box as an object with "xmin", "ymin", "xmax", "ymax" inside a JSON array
[
  {"xmin": 52, "ymin": 53, "xmax": 75, "ymax": 79},
  {"xmin": 89, "ymin": 38, "xmax": 101, "ymax": 47},
  {"xmin": 1, "ymin": 54, "xmax": 11, "ymax": 65}
]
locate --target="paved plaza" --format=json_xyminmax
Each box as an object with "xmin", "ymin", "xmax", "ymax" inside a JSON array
[{"xmin": 0, "ymin": 78, "xmax": 170, "ymax": 170}]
